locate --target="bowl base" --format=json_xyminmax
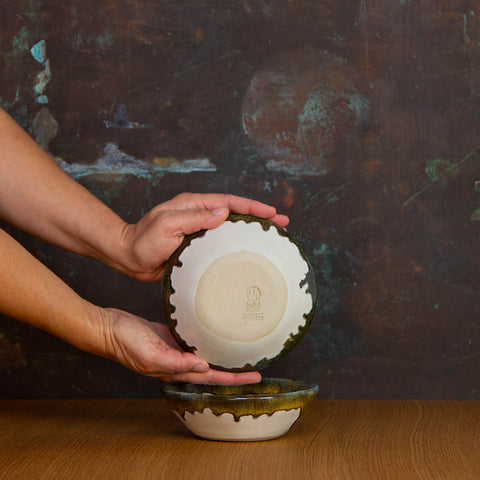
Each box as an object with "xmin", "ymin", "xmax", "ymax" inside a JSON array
[{"xmin": 175, "ymin": 407, "xmax": 301, "ymax": 442}]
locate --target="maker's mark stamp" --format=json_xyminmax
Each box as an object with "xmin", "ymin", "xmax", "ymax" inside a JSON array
[{"xmin": 244, "ymin": 286, "xmax": 264, "ymax": 322}]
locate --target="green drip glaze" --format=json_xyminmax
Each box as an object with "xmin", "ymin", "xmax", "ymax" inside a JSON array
[
  {"xmin": 162, "ymin": 378, "xmax": 319, "ymax": 422},
  {"xmin": 161, "ymin": 214, "xmax": 317, "ymax": 372}
]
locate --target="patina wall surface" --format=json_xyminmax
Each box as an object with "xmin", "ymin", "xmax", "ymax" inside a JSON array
[{"xmin": 1, "ymin": 0, "xmax": 479, "ymax": 398}]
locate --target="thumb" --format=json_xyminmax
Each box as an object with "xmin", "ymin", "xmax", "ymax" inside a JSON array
[{"xmin": 168, "ymin": 207, "xmax": 229, "ymax": 236}]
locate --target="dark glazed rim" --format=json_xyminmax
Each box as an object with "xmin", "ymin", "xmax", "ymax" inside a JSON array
[
  {"xmin": 161, "ymin": 214, "xmax": 317, "ymax": 372},
  {"xmin": 162, "ymin": 378, "xmax": 319, "ymax": 421},
  {"xmin": 163, "ymin": 378, "xmax": 318, "ymax": 399}
]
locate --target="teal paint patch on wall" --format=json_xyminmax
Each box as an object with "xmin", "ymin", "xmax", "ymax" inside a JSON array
[
  {"xmin": 94, "ymin": 28, "xmax": 116, "ymax": 53},
  {"xmin": 30, "ymin": 39, "xmax": 47, "ymax": 64},
  {"xmin": 35, "ymin": 94, "xmax": 49, "ymax": 104},
  {"xmin": 242, "ymin": 48, "xmax": 370, "ymax": 176},
  {"xmin": 57, "ymin": 143, "xmax": 217, "ymax": 181}
]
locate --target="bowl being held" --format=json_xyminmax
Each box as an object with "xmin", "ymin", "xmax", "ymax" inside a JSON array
[
  {"xmin": 162, "ymin": 378, "xmax": 319, "ymax": 441},
  {"xmin": 162, "ymin": 214, "xmax": 316, "ymax": 372}
]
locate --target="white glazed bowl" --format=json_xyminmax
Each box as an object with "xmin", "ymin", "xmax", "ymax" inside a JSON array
[
  {"xmin": 162, "ymin": 378, "xmax": 319, "ymax": 441},
  {"xmin": 162, "ymin": 214, "xmax": 316, "ymax": 371}
]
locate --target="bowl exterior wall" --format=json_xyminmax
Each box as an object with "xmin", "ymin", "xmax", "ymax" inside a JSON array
[{"xmin": 175, "ymin": 407, "xmax": 301, "ymax": 441}]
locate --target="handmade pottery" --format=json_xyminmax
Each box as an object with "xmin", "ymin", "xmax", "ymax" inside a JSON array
[
  {"xmin": 162, "ymin": 378, "xmax": 319, "ymax": 441},
  {"xmin": 162, "ymin": 215, "xmax": 318, "ymax": 441},
  {"xmin": 162, "ymin": 214, "xmax": 316, "ymax": 371}
]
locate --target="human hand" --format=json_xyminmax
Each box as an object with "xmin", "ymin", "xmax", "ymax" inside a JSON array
[
  {"xmin": 116, "ymin": 192, "xmax": 289, "ymax": 281},
  {"xmin": 101, "ymin": 307, "xmax": 262, "ymax": 384}
]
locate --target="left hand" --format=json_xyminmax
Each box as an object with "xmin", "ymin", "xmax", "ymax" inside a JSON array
[
  {"xmin": 101, "ymin": 307, "xmax": 262, "ymax": 384},
  {"xmin": 116, "ymin": 192, "xmax": 289, "ymax": 281}
]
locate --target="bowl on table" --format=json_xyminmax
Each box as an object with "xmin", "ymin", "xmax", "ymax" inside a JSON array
[{"xmin": 162, "ymin": 378, "xmax": 319, "ymax": 441}]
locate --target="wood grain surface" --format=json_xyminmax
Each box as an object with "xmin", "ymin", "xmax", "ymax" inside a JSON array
[{"xmin": 0, "ymin": 399, "xmax": 478, "ymax": 479}]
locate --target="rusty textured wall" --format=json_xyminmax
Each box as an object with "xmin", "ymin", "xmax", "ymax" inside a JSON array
[{"xmin": 1, "ymin": 0, "xmax": 479, "ymax": 399}]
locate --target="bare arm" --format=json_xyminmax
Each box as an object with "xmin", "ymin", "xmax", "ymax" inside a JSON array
[
  {"xmin": 0, "ymin": 226, "xmax": 103, "ymax": 353},
  {"xmin": 0, "ymin": 226, "xmax": 261, "ymax": 384},
  {"xmin": 0, "ymin": 108, "xmax": 290, "ymax": 384},
  {"xmin": 0, "ymin": 108, "xmax": 129, "ymax": 271},
  {"xmin": 0, "ymin": 108, "xmax": 288, "ymax": 281}
]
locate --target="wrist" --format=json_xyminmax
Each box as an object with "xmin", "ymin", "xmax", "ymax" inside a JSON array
[
  {"xmin": 85, "ymin": 219, "xmax": 136, "ymax": 277},
  {"xmin": 71, "ymin": 302, "xmax": 113, "ymax": 359},
  {"xmin": 101, "ymin": 222, "xmax": 153, "ymax": 281},
  {"xmin": 105, "ymin": 222, "xmax": 140, "ymax": 278}
]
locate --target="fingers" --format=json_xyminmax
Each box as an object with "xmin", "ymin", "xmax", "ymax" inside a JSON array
[
  {"xmin": 269, "ymin": 213, "xmax": 290, "ymax": 228},
  {"xmin": 162, "ymin": 207, "xmax": 229, "ymax": 237},
  {"xmin": 151, "ymin": 346, "xmax": 262, "ymax": 385},
  {"xmin": 216, "ymin": 194, "xmax": 277, "ymax": 218},
  {"xmin": 105, "ymin": 309, "xmax": 260, "ymax": 385},
  {"xmin": 157, "ymin": 193, "xmax": 289, "ymax": 227},
  {"xmin": 160, "ymin": 367, "xmax": 262, "ymax": 385},
  {"xmin": 155, "ymin": 348, "xmax": 210, "ymax": 375}
]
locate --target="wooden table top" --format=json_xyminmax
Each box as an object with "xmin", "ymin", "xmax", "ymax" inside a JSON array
[{"xmin": 0, "ymin": 399, "xmax": 478, "ymax": 479}]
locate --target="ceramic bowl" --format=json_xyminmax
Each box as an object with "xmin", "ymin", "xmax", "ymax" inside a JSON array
[
  {"xmin": 162, "ymin": 378, "xmax": 319, "ymax": 441},
  {"xmin": 162, "ymin": 214, "xmax": 316, "ymax": 371}
]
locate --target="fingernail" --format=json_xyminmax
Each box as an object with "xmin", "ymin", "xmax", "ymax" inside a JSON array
[
  {"xmin": 211, "ymin": 207, "xmax": 228, "ymax": 216},
  {"xmin": 193, "ymin": 363, "xmax": 209, "ymax": 373}
]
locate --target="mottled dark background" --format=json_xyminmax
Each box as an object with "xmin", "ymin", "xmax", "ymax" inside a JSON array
[{"xmin": 1, "ymin": 0, "xmax": 479, "ymax": 399}]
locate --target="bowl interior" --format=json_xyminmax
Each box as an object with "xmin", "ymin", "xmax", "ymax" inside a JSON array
[{"xmin": 164, "ymin": 378, "xmax": 317, "ymax": 398}]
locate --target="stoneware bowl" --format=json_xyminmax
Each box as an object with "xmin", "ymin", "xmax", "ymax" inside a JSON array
[
  {"xmin": 162, "ymin": 214, "xmax": 316, "ymax": 371},
  {"xmin": 162, "ymin": 378, "xmax": 319, "ymax": 441}
]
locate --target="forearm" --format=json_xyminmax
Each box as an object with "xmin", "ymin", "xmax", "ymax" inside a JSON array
[
  {"xmin": 0, "ymin": 108, "xmax": 289, "ymax": 283},
  {"xmin": 0, "ymin": 108, "xmax": 128, "ymax": 271},
  {"xmin": 0, "ymin": 227, "xmax": 106, "ymax": 355}
]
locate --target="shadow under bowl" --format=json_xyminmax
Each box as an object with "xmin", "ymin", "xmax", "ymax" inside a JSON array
[{"xmin": 162, "ymin": 378, "xmax": 318, "ymax": 441}]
